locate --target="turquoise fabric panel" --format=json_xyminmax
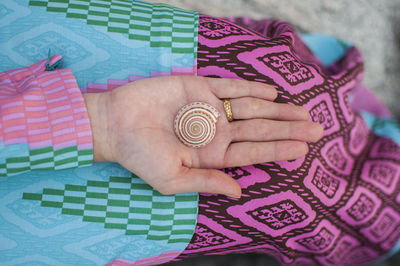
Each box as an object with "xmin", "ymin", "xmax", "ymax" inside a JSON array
[
  {"xmin": 361, "ymin": 112, "xmax": 400, "ymax": 146},
  {"xmin": 301, "ymin": 33, "xmax": 351, "ymax": 66},
  {"xmin": 0, "ymin": 162, "xmax": 198, "ymax": 265},
  {"xmin": 0, "ymin": 0, "xmax": 198, "ymax": 88}
]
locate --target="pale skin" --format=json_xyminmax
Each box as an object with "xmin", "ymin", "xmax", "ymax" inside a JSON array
[{"xmin": 83, "ymin": 76, "xmax": 323, "ymax": 198}]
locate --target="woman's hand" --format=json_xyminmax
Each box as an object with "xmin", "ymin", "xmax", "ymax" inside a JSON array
[{"xmin": 83, "ymin": 76, "xmax": 323, "ymax": 198}]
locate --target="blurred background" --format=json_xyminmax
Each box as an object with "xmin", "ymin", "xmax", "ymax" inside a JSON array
[{"xmin": 148, "ymin": 0, "xmax": 400, "ymax": 265}]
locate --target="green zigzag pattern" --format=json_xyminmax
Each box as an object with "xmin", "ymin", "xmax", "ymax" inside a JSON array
[
  {"xmin": 29, "ymin": 0, "xmax": 198, "ymax": 54},
  {"xmin": 23, "ymin": 174, "xmax": 198, "ymax": 243}
]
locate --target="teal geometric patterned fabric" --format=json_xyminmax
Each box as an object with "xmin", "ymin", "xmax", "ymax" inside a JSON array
[
  {"xmin": 23, "ymin": 174, "xmax": 198, "ymax": 244},
  {"xmin": 0, "ymin": 162, "xmax": 198, "ymax": 265},
  {"xmin": 0, "ymin": 0, "xmax": 198, "ymax": 89},
  {"xmin": 29, "ymin": 0, "xmax": 198, "ymax": 54},
  {"xmin": 0, "ymin": 0, "xmax": 199, "ymax": 264}
]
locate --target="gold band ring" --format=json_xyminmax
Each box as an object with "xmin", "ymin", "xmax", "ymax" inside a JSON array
[{"xmin": 223, "ymin": 99, "xmax": 233, "ymax": 122}]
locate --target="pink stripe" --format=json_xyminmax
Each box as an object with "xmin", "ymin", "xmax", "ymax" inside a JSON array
[
  {"xmin": 53, "ymin": 127, "xmax": 74, "ymax": 137},
  {"xmin": 5, "ymin": 130, "xmax": 28, "ymax": 140},
  {"xmin": 108, "ymin": 79, "xmax": 129, "ymax": 86},
  {"xmin": 32, "ymin": 60, "xmax": 45, "ymax": 73},
  {"xmin": 71, "ymin": 95, "xmax": 84, "ymax": 103},
  {"xmin": 54, "ymin": 140, "xmax": 77, "ymax": 150},
  {"xmin": 68, "ymin": 91, "xmax": 83, "ymax": 99},
  {"xmin": 87, "ymin": 82, "xmax": 108, "ymax": 90},
  {"xmin": 16, "ymin": 76, "xmax": 35, "ymax": 90},
  {"xmin": 27, "ymin": 116, "xmax": 49, "ymax": 123},
  {"xmin": 48, "ymin": 105, "xmax": 70, "ymax": 114},
  {"xmin": 0, "ymin": 87, "xmax": 16, "ymax": 97},
  {"xmin": 4, "ymin": 125, "xmax": 26, "ymax": 133},
  {"xmin": 23, "ymin": 94, "xmax": 45, "ymax": 100},
  {"xmin": 27, "ymin": 121, "xmax": 50, "ymax": 131},
  {"xmin": 2, "ymin": 105, "xmax": 24, "ymax": 114},
  {"xmin": 5, "ymin": 137, "xmax": 28, "ymax": 145},
  {"xmin": 73, "ymin": 107, "xmax": 87, "ymax": 114},
  {"xmin": 3, "ymin": 112, "xmax": 24, "ymax": 121},
  {"xmin": 39, "ymin": 70, "xmax": 59, "ymax": 78},
  {"xmin": 44, "ymin": 84, "xmax": 64, "ymax": 95},
  {"xmin": 49, "ymin": 54, "xmax": 62, "ymax": 66},
  {"xmin": 77, "ymin": 135, "xmax": 92, "ymax": 145},
  {"xmin": 52, "ymin": 116, "xmax": 73, "ymax": 126},
  {"xmin": 171, "ymin": 66, "xmax": 195, "ymax": 73},
  {"xmin": 25, "ymin": 106, "xmax": 46, "ymax": 111},
  {"xmin": 129, "ymin": 75, "xmax": 146, "ymax": 81},
  {"xmin": 0, "ymin": 77, "xmax": 12, "ymax": 85},
  {"xmin": 77, "ymin": 130, "xmax": 91, "ymax": 137},
  {"xmin": 75, "ymin": 118, "xmax": 90, "ymax": 125},
  {"xmin": 47, "ymin": 95, "xmax": 69, "ymax": 104},
  {"xmin": 63, "ymin": 78, "xmax": 77, "ymax": 84},
  {"xmin": 24, "ymin": 98, "xmax": 47, "ymax": 107},
  {"xmin": 8, "ymin": 68, "xmax": 28, "ymax": 77},
  {"xmin": 150, "ymin": 72, "xmax": 170, "ymax": 77},
  {"xmin": 78, "ymin": 142, "xmax": 93, "ymax": 150},
  {"xmin": 27, "ymin": 86, "xmax": 42, "ymax": 92},
  {"xmin": 29, "ymin": 128, "xmax": 50, "ymax": 135},
  {"xmin": 29, "ymin": 139, "xmax": 52, "ymax": 149},
  {"xmin": 25, "ymin": 99, "xmax": 46, "ymax": 107},
  {"xmin": 1, "ymin": 101, "xmax": 23, "ymax": 109}
]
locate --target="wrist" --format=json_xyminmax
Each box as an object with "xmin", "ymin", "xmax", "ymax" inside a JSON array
[{"xmin": 83, "ymin": 92, "xmax": 114, "ymax": 162}]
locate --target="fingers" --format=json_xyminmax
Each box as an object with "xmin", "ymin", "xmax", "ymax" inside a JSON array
[
  {"xmin": 224, "ymin": 141, "xmax": 308, "ymax": 167},
  {"xmin": 159, "ymin": 167, "xmax": 242, "ymax": 198},
  {"xmin": 230, "ymin": 119, "xmax": 324, "ymax": 143},
  {"xmin": 205, "ymin": 77, "xmax": 278, "ymax": 101},
  {"xmin": 230, "ymin": 97, "xmax": 309, "ymax": 121}
]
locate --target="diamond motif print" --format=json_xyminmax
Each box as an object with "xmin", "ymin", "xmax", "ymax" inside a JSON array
[
  {"xmin": 346, "ymin": 193, "xmax": 375, "ymax": 222},
  {"xmin": 22, "ymin": 174, "xmax": 198, "ymax": 243},
  {"xmin": 258, "ymin": 52, "xmax": 314, "ymax": 85},
  {"xmin": 312, "ymin": 166, "xmax": 340, "ymax": 199},
  {"xmin": 247, "ymin": 199, "xmax": 307, "ymax": 230},
  {"xmin": 187, "ymin": 224, "xmax": 234, "ymax": 250},
  {"xmin": 310, "ymin": 100, "xmax": 335, "ymax": 130}
]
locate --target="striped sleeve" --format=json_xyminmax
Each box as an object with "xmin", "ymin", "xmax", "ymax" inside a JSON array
[{"xmin": 0, "ymin": 55, "xmax": 93, "ymax": 177}]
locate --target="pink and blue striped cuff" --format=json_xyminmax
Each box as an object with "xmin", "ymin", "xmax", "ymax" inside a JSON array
[{"xmin": 0, "ymin": 55, "xmax": 93, "ymax": 176}]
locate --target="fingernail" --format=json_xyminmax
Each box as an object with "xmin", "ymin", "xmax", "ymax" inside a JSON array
[{"xmin": 227, "ymin": 193, "xmax": 241, "ymax": 199}]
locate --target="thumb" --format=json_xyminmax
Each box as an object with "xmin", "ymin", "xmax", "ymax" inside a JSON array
[{"xmin": 175, "ymin": 167, "xmax": 242, "ymax": 198}]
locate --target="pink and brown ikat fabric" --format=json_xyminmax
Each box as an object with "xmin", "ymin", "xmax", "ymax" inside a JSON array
[{"xmin": 176, "ymin": 15, "xmax": 400, "ymax": 266}]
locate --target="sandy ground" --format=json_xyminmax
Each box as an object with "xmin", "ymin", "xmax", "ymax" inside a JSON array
[{"xmin": 149, "ymin": 1, "xmax": 400, "ymax": 265}]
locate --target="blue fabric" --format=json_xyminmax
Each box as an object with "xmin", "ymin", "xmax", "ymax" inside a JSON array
[
  {"xmin": 301, "ymin": 33, "xmax": 351, "ymax": 66},
  {"xmin": 0, "ymin": 162, "xmax": 198, "ymax": 265},
  {"xmin": 0, "ymin": 0, "xmax": 197, "ymax": 88},
  {"xmin": 362, "ymin": 112, "xmax": 400, "ymax": 146}
]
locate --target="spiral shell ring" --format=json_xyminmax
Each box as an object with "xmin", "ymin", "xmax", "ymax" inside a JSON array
[{"xmin": 174, "ymin": 102, "xmax": 220, "ymax": 148}]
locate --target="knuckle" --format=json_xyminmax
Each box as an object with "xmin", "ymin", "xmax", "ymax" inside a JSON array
[
  {"xmin": 249, "ymin": 98, "xmax": 260, "ymax": 115},
  {"xmin": 249, "ymin": 143, "xmax": 260, "ymax": 162},
  {"xmin": 232, "ymin": 122, "xmax": 244, "ymax": 141},
  {"xmin": 260, "ymin": 120, "xmax": 272, "ymax": 137}
]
